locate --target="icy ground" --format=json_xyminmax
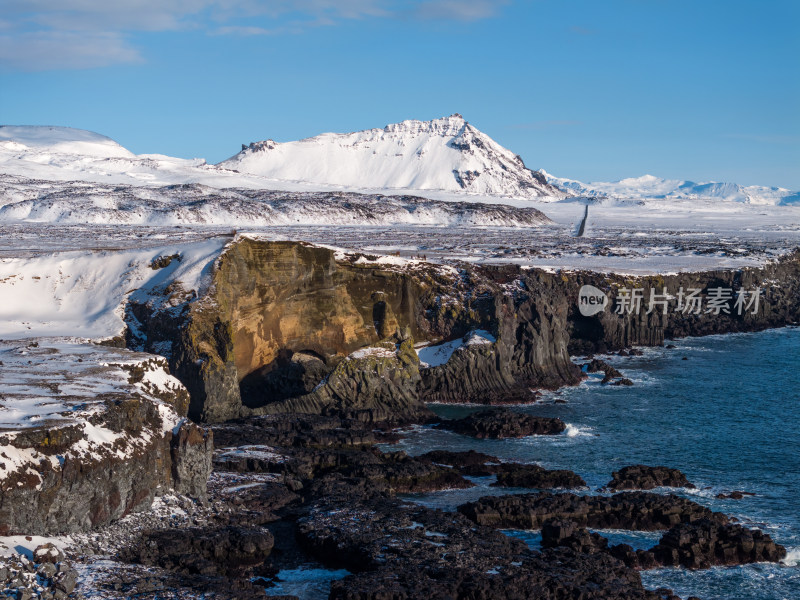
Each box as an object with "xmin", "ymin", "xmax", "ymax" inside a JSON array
[
  {"xmin": 0, "ymin": 176, "xmax": 551, "ymax": 227},
  {"xmin": 2, "ymin": 205, "xmax": 796, "ymax": 276},
  {"xmin": 0, "ymin": 339, "xmax": 185, "ymax": 486}
]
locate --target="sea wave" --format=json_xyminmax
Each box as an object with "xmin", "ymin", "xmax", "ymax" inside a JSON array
[
  {"xmin": 565, "ymin": 423, "xmax": 595, "ymax": 438},
  {"xmin": 780, "ymin": 547, "xmax": 800, "ymax": 567}
]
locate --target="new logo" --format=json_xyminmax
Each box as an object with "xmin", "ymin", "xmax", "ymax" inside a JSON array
[{"xmin": 578, "ymin": 285, "xmax": 608, "ymax": 317}]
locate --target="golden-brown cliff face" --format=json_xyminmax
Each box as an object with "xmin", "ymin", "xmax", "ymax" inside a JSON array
[
  {"xmin": 127, "ymin": 238, "xmax": 800, "ymax": 424},
  {"xmin": 210, "ymin": 239, "xmax": 450, "ymax": 382},
  {"xmin": 156, "ymin": 237, "xmax": 494, "ymax": 422}
]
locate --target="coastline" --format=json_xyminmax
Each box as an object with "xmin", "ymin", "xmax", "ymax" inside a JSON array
[{"xmin": 1, "ymin": 237, "xmax": 798, "ymax": 599}]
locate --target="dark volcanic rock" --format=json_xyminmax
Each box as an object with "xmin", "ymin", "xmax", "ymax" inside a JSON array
[
  {"xmin": 605, "ymin": 465, "xmax": 696, "ymax": 491},
  {"xmin": 212, "ymin": 417, "xmax": 471, "ymax": 494},
  {"xmin": 607, "ymin": 544, "xmax": 661, "ymax": 570},
  {"xmin": 417, "ymin": 449, "xmax": 502, "ymax": 476},
  {"xmin": 212, "ymin": 414, "xmax": 379, "ymax": 449},
  {"xmin": 342, "ymin": 450, "xmax": 474, "ymax": 493},
  {"xmin": 124, "ymin": 525, "xmax": 274, "ymax": 576},
  {"xmin": 297, "ymin": 499, "xmax": 525, "ymax": 574},
  {"xmin": 458, "ymin": 491, "xmax": 726, "ymax": 531},
  {"xmin": 328, "ymin": 548, "xmax": 672, "ymax": 600},
  {"xmin": 541, "ymin": 518, "xmax": 609, "ymax": 554},
  {"xmin": 210, "ymin": 479, "xmax": 300, "ymax": 526},
  {"xmin": 586, "ymin": 358, "xmax": 624, "ymax": 381},
  {"xmin": 585, "ymin": 358, "xmax": 632, "ymax": 385},
  {"xmin": 436, "ymin": 408, "xmax": 566, "ymax": 439},
  {"xmin": 651, "ymin": 518, "xmax": 787, "ymax": 569},
  {"xmin": 0, "ymin": 553, "xmax": 81, "ymax": 600},
  {"xmin": 716, "ymin": 490, "xmax": 755, "ymax": 500},
  {"xmin": 297, "ymin": 498, "xmax": 672, "ymax": 600},
  {"xmin": 492, "ymin": 464, "xmax": 587, "ymax": 489},
  {"xmin": 531, "ymin": 515, "xmax": 785, "ymax": 572},
  {"xmin": 568, "ymin": 252, "xmax": 800, "ymax": 355}
]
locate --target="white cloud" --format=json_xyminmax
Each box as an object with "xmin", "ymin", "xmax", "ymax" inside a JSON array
[
  {"xmin": 0, "ymin": 31, "xmax": 142, "ymax": 71},
  {"xmin": 0, "ymin": 0, "xmax": 512, "ymax": 70}
]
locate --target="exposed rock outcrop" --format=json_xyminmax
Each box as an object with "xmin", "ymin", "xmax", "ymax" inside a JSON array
[
  {"xmin": 436, "ymin": 408, "xmax": 566, "ymax": 438},
  {"xmin": 0, "ymin": 341, "xmax": 212, "ymax": 535},
  {"xmin": 211, "ymin": 416, "xmax": 471, "ymax": 495},
  {"xmin": 123, "ymin": 525, "xmax": 275, "ymax": 576},
  {"xmin": 249, "ymin": 336, "xmax": 432, "ymax": 426},
  {"xmin": 458, "ymin": 491, "xmax": 726, "ymax": 531},
  {"xmin": 650, "ymin": 518, "xmax": 787, "ymax": 569},
  {"xmin": 127, "ymin": 238, "xmax": 584, "ymax": 423},
  {"xmin": 417, "ymin": 449, "xmax": 501, "ymax": 476},
  {"xmin": 541, "ymin": 518, "xmax": 610, "ymax": 554},
  {"xmin": 604, "ymin": 465, "xmax": 696, "ymax": 491},
  {"xmin": 568, "ymin": 252, "xmax": 800, "ymax": 354},
  {"xmin": 297, "ymin": 498, "xmax": 674, "ymax": 600},
  {"xmin": 126, "ymin": 238, "xmax": 800, "ymax": 424},
  {"xmin": 492, "ymin": 464, "xmax": 587, "ymax": 489},
  {"xmin": 0, "ymin": 549, "xmax": 80, "ymax": 599},
  {"xmin": 539, "ymin": 516, "xmax": 786, "ymax": 572}
]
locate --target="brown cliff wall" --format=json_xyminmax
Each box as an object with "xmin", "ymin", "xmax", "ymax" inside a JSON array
[{"xmin": 126, "ymin": 239, "xmax": 800, "ymax": 424}]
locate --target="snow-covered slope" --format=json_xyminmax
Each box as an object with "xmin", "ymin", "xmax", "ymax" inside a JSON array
[
  {"xmin": 0, "ymin": 177, "xmax": 551, "ymax": 227},
  {"xmin": 219, "ymin": 114, "xmax": 565, "ymax": 199},
  {"xmin": 0, "ymin": 125, "xmax": 222, "ymax": 188},
  {"xmin": 0, "ymin": 237, "xmax": 227, "ymax": 339},
  {"xmin": 0, "ymin": 126, "xmax": 134, "ymax": 159},
  {"xmin": 544, "ymin": 172, "xmax": 800, "ymax": 206}
]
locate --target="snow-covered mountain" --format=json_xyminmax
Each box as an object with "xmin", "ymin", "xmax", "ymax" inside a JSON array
[
  {"xmin": 544, "ymin": 172, "xmax": 800, "ymax": 206},
  {"xmin": 219, "ymin": 114, "xmax": 565, "ymax": 199},
  {"xmin": 0, "ymin": 122, "xmax": 797, "ymax": 213}
]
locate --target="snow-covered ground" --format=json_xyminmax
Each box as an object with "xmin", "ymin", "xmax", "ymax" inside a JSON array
[
  {"xmin": 0, "ymin": 339, "xmax": 186, "ymax": 481},
  {"xmin": 0, "ymin": 120, "xmax": 797, "ymax": 290},
  {"xmin": 417, "ymin": 330, "xmax": 496, "ymax": 368},
  {"xmin": 0, "ymin": 176, "xmax": 552, "ymax": 227},
  {"xmin": 0, "ymin": 237, "xmax": 227, "ymax": 339}
]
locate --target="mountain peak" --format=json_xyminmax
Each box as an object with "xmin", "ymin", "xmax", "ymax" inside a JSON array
[
  {"xmin": 381, "ymin": 114, "xmax": 469, "ymax": 138},
  {"xmin": 221, "ymin": 115, "xmax": 565, "ymax": 199}
]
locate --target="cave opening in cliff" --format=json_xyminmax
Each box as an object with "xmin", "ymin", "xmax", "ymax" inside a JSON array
[{"xmin": 238, "ymin": 348, "xmax": 331, "ymax": 409}]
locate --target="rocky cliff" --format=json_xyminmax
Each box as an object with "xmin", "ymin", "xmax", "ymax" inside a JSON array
[
  {"xmin": 566, "ymin": 254, "xmax": 800, "ymax": 353},
  {"xmin": 126, "ymin": 238, "xmax": 800, "ymax": 424},
  {"xmin": 0, "ymin": 342, "xmax": 212, "ymax": 535}
]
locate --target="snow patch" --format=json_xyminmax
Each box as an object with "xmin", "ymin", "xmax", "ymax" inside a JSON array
[{"xmin": 417, "ymin": 330, "xmax": 496, "ymax": 367}]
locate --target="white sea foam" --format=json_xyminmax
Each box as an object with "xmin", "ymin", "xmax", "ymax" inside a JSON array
[
  {"xmin": 780, "ymin": 547, "xmax": 800, "ymax": 567},
  {"xmin": 565, "ymin": 423, "xmax": 595, "ymax": 438}
]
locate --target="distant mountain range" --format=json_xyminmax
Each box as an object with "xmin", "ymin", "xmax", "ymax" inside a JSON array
[
  {"xmin": 543, "ymin": 172, "xmax": 800, "ymax": 206},
  {"xmin": 0, "ymin": 118, "xmax": 797, "ymax": 206}
]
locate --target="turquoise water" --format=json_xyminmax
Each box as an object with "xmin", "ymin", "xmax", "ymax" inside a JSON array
[{"xmin": 390, "ymin": 327, "xmax": 800, "ymax": 600}]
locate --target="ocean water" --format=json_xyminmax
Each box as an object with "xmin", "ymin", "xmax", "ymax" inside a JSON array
[{"xmin": 388, "ymin": 326, "xmax": 800, "ymax": 600}]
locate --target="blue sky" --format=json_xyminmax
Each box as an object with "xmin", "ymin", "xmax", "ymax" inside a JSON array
[{"xmin": 1, "ymin": 0, "xmax": 798, "ymax": 188}]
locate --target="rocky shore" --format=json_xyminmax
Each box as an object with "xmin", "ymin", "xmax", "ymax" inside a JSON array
[
  {"xmin": 2, "ymin": 238, "xmax": 798, "ymax": 598},
  {"xmin": 0, "ymin": 410, "xmax": 785, "ymax": 599}
]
